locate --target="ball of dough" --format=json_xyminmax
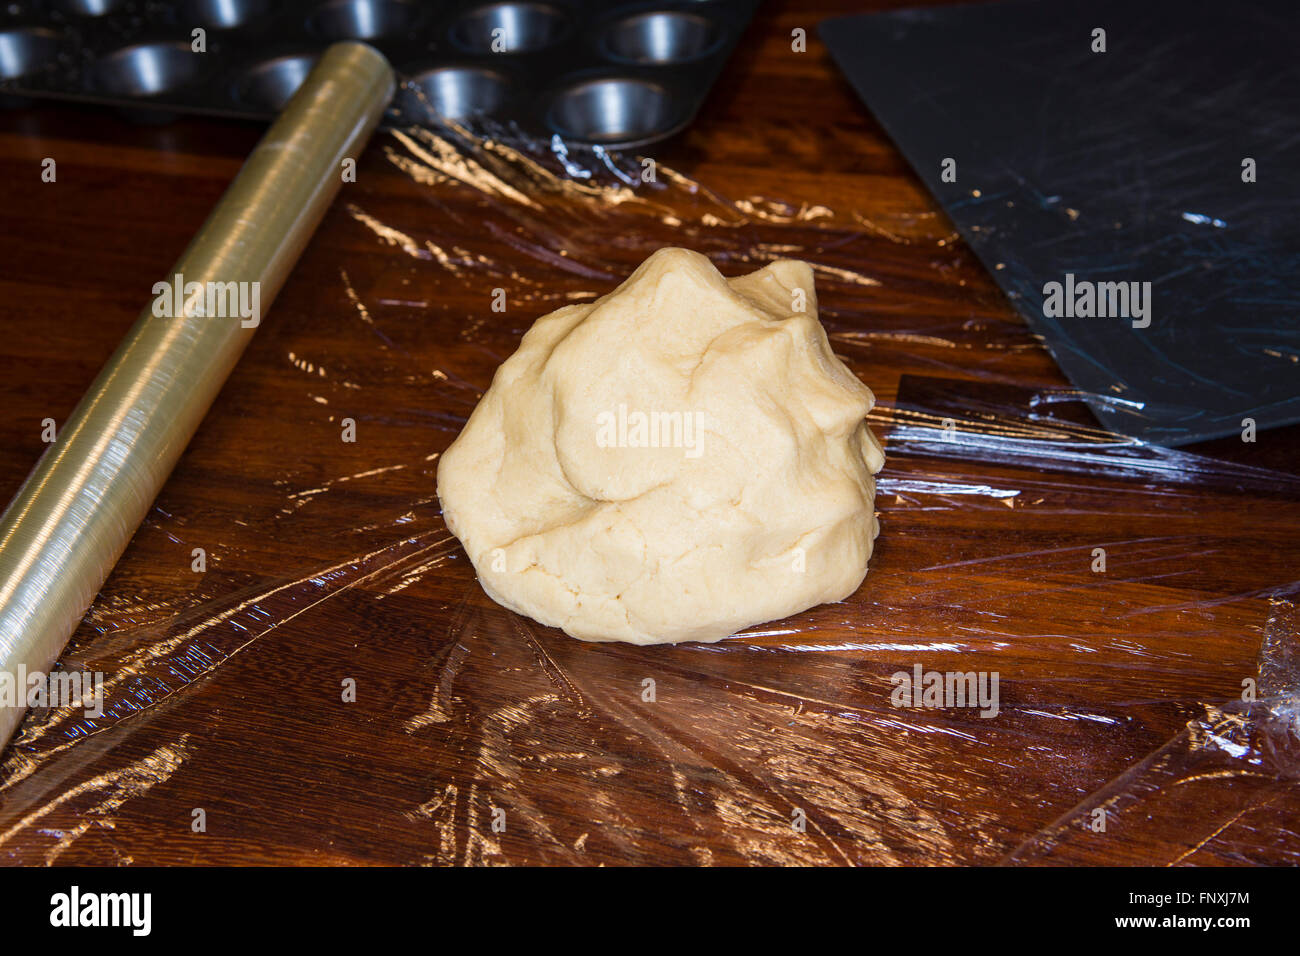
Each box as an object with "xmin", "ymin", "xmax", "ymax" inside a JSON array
[{"xmin": 436, "ymin": 248, "xmax": 885, "ymax": 645}]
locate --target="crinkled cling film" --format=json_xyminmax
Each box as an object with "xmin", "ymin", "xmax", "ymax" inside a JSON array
[{"xmin": 0, "ymin": 115, "xmax": 1297, "ymax": 865}]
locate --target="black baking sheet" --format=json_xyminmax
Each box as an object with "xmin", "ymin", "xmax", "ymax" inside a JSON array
[{"xmin": 820, "ymin": 0, "xmax": 1300, "ymax": 446}]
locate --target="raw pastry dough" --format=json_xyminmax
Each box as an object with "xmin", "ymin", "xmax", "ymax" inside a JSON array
[{"xmin": 437, "ymin": 248, "xmax": 884, "ymax": 644}]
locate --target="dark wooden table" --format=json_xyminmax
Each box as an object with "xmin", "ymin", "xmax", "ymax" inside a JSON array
[{"xmin": 1, "ymin": 0, "xmax": 1297, "ymax": 866}]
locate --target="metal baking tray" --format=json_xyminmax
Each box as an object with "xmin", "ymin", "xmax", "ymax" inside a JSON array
[{"xmin": 0, "ymin": 0, "xmax": 760, "ymax": 148}]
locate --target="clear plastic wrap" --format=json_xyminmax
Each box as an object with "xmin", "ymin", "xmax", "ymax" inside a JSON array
[{"xmin": 0, "ymin": 121, "xmax": 1296, "ymax": 865}]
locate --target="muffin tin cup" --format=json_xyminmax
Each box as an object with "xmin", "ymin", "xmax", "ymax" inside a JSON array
[
  {"xmin": 449, "ymin": 2, "xmax": 570, "ymax": 55},
  {"xmin": 546, "ymin": 74, "xmax": 684, "ymax": 147},
  {"xmin": 0, "ymin": 0, "xmax": 760, "ymax": 148},
  {"xmin": 0, "ymin": 27, "xmax": 60, "ymax": 82},
  {"xmin": 50, "ymin": 0, "xmax": 129, "ymax": 16},
  {"xmin": 400, "ymin": 64, "xmax": 514, "ymax": 124},
  {"xmin": 175, "ymin": 0, "xmax": 273, "ymax": 32},
  {"xmin": 307, "ymin": 0, "xmax": 429, "ymax": 43},
  {"xmin": 599, "ymin": 11, "xmax": 726, "ymax": 65},
  {"xmin": 90, "ymin": 41, "xmax": 206, "ymax": 98},
  {"xmin": 233, "ymin": 51, "xmax": 321, "ymax": 112}
]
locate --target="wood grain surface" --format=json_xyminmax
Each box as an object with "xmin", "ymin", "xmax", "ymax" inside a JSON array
[{"xmin": 0, "ymin": 0, "xmax": 1297, "ymax": 866}]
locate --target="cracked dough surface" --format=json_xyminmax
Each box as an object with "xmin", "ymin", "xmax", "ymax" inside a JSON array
[{"xmin": 436, "ymin": 248, "xmax": 885, "ymax": 644}]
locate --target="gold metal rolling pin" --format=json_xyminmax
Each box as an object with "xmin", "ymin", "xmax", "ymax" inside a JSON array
[{"xmin": 0, "ymin": 42, "xmax": 395, "ymax": 749}]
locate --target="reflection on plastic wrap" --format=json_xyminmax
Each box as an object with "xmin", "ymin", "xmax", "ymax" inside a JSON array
[{"xmin": 1, "ymin": 120, "xmax": 1297, "ymax": 865}]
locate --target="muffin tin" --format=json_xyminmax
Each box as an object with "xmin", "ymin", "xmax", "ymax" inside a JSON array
[{"xmin": 0, "ymin": 0, "xmax": 760, "ymax": 148}]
